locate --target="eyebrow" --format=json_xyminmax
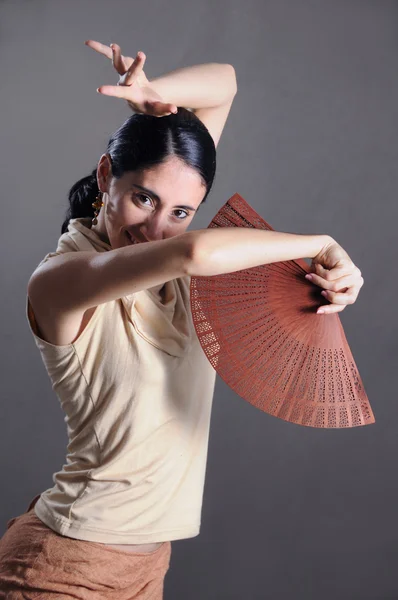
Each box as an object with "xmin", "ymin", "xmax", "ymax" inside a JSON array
[{"xmin": 132, "ymin": 184, "xmax": 197, "ymax": 212}]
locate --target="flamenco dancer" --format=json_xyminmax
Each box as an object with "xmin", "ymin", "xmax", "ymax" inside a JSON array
[{"xmin": 0, "ymin": 40, "xmax": 363, "ymax": 599}]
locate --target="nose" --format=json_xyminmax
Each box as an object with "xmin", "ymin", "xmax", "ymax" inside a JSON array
[{"xmin": 139, "ymin": 213, "xmax": 168, "ymax": 242}]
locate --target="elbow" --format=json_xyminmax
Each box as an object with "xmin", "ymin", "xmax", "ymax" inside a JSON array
[
  {"xmin": 225, "ymin": 64, "xmax": 238, "ymax": 96},
  {"xmin": 184, "ymin": 230, "xmax": 205, "ymax": 277},
  {"xmin": 184, "ymin": 230, "xmax": 211, "ymax": 278}
]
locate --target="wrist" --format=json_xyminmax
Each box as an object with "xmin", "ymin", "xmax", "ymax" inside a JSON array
[{"xmin": 313, "ymin": 235, "xmax": 336, "ymax": 259}]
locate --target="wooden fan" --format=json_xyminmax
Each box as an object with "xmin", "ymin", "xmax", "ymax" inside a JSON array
[{"xmin": 189, "ymin": 193, "xmax": 375, "ymax": 428}]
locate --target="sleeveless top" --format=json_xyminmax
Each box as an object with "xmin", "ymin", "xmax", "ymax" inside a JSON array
[{"xmin": 26, "ymin": 218, "xmax": 217, "ymax": 544}]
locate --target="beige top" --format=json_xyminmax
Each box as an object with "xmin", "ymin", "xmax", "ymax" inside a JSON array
[{"xmin": 26, "ymin": 218, "xmax": 217, "ymax": 544}]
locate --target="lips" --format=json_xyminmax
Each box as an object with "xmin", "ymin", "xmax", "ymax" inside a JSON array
[{"xmin": 126, "ymin": 232, "xmax": 140, "ymax": 244}]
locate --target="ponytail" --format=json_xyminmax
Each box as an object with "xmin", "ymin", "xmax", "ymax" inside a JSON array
[{"xmin": 61, "ymin": 168, "xmax": 99, "ymax": 234}]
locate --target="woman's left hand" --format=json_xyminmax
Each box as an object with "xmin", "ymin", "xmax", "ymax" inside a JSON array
[
  {"xmin": 306, "ymin": 238, "xmax": 364, "ymax": 315},
  {"xmin": 84, "ymin": 40, "xmax": 178, "ymax": 116}
]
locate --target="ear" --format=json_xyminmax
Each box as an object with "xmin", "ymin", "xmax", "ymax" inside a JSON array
[{"xmin": 97, "ymin": 153, "xmax": 113, "ymax": 192}]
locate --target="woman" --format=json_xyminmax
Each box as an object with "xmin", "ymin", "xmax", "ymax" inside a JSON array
[{"xmin": 0, "ymin": 41, "xmax": 363, "ymax": 599}]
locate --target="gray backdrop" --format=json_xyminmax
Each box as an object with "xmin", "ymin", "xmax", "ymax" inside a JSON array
[{"xmin": 1, "ymin": 1, "xmax": 397, "ymax": 598}]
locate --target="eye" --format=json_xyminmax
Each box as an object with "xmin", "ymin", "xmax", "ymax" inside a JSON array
[
  {"xmin": 136, "ymin": 194, "xmax": 189, "ymax": 220},
  {"xmin": 173, "ymin": 209, "xmax": 189, "ymax": 220},
  {"xmin": 137, "ymin": 193, "xmax": 152, "ymax": 207}
]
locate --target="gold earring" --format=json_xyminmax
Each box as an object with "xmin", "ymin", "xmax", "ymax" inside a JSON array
[{"xmin": 92, "ymin": 191, "xmax": 104, "ymax": 226}]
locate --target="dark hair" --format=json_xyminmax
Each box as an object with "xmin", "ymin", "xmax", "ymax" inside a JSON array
[{"xmin": 61, "ymin": 107, "xmax": 216, "ymax": 234}]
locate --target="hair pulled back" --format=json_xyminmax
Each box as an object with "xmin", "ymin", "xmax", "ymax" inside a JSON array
[{"xmin": 61, "ymin": 107, "xmax": 216, "ymax": 234}]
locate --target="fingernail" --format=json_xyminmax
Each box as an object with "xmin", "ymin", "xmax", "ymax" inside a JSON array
[
  {"xmin": 317, "ymin": 310, "xmax": 325, "ymax": 314},
  {"xmin": 321, "ymin": 290, "xmax": 327, "ymax": 296},
  {"xmin": 305, "ymin": 274, "xmax": 312, "ymax": 280}
]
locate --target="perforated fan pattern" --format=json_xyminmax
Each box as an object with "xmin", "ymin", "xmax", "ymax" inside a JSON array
[{"xmin": 190, "ymin": 193, "xmax": 374, "ymax": 428}]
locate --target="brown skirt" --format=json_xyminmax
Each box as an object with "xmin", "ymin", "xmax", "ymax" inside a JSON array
[{"xmin": 0, "ymin": 494, "xmax": 172, "ymax": 599}]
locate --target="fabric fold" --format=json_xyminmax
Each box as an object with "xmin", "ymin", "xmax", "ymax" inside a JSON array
[{"xmin": 42, "ymin": 217, "xmax": 192, "ymax": 357}]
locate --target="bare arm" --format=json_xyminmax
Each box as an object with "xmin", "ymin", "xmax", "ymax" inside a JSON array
[
  {"xmin": 188, "ymin": 228, "xmax": 333, "ymax": 277},
  {"xmin": 27, "ymin": 227, "xmax": 331, "ymax": 319},
  {"xmin": 27, "ymin": 232, "xmax": 194, "ymax": 315},
  {"xmin": 150, "ymin": 63, "xmax": 237, "ymax": 110},
  {"xmin": 85, "ymin": 40, "xmax": 237, "ymax": 148},
  {"xmin": 150, "ymin": 63, "xmax": 237, "ymax": 148}
]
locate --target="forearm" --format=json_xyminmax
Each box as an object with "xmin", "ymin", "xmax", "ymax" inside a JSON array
[
  {"xmin": 188, "ymin": 228, "xmax": 333, "ymax": 277},
  {"xmin": 149, "ymin": 63, "xmax": 237, "ymax": 109}
]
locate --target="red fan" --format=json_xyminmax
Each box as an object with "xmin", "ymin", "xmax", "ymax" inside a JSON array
[{"xmin": 189, "ymin": 193, "xmax": 374, "ymax": 428}]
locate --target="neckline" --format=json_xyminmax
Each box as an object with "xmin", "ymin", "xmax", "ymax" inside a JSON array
[{"xmin": 69, "ymin": 218, "xmax": 112, "ymax": 252}]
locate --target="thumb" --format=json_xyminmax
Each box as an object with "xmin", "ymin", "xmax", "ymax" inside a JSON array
[
  {"xmin": 312, "ymin": 262, "xmax": 328, "ymax": 274},
  {"xmin": 148, "ymin": 101, "xmax": 178, "ymax": 116}
]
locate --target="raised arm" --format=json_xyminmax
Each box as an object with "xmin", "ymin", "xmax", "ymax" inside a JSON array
[
  {"xmin": 149, "ymin": 63, "xmax": 237, "ymax": 148},
  {"xmin": 85, "ymin": 40, "xmax": 237, "ymax": 148}
]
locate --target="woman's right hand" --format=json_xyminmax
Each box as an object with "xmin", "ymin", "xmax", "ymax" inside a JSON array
[{"xmin": 85, "ymin": 40, "xmax": 178, "ymax": 117}]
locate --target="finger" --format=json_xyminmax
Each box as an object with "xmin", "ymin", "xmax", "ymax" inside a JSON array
[
  {"xmin": 320, "ymin": 288, "xmax": 357, "ymax": 305},
  {"xmin": 124, "ymin": 52, "xmax": 146, "ymax": 86},
  {"xmin": 313, "ymin": 263, "xmax": 353, "ymax": 281},
  {"xmin": 305, "ymin": 271, "xmax": 355, "ymax": 292},
  {"xmin": 96, "ymin": 85, "xmax": 128, "ymax": 98},
  {"xmin": 85, "ymin": 39, "xmax": 113, "ymax": 60},
  {"xmin": 110, "ymin": 43, "xmax": 127, "ymax": 75},
  {"xmin": 317, "ymin": 305, "xmax": 345, "ymax": 315}
]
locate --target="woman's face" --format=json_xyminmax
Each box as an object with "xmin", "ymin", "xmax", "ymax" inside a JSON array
[{"xmin": 93, "ymin": 153, "xmax": 207, "ymax": 250}]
